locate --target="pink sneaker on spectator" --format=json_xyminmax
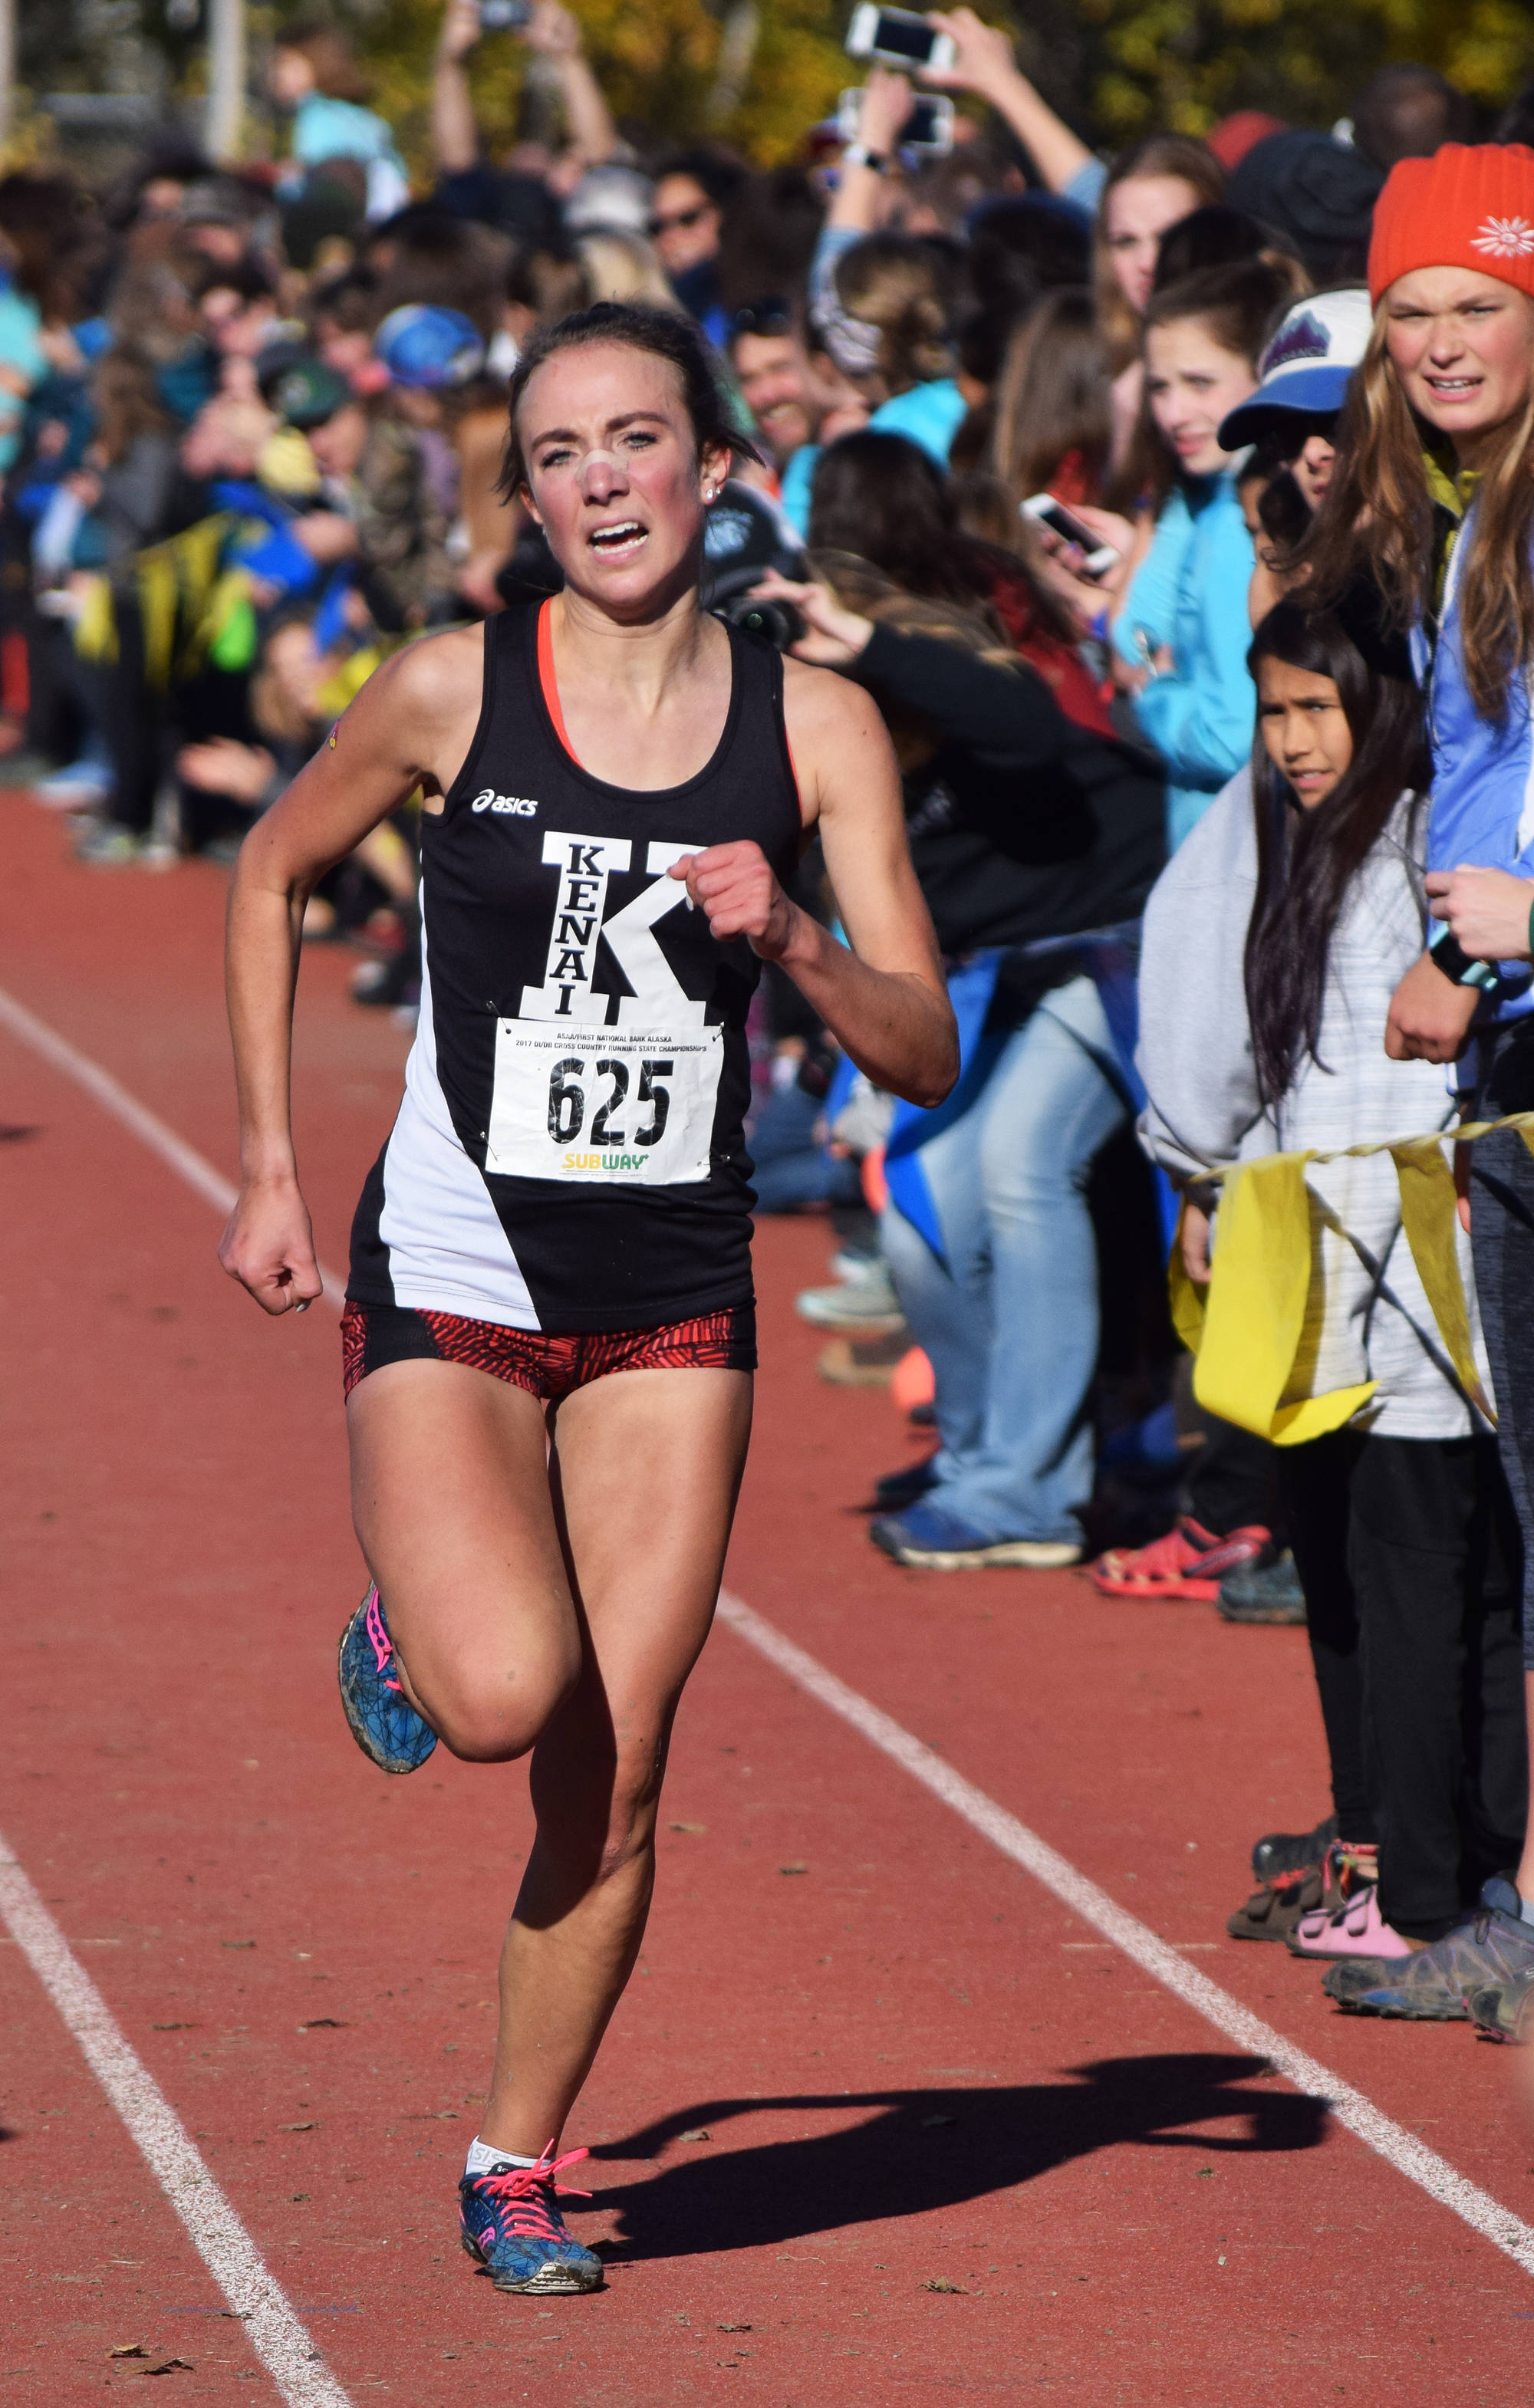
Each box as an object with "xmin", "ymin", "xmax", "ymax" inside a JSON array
[{"xmin": 1288, "ymin": 1877, "xmax": 1411, "ymax": 1961}]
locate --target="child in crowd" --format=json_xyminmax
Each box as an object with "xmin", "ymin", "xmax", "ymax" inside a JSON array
[{"xmin": 1140, "ymin": 597, "xmax": 1526, "ymax": 1970}]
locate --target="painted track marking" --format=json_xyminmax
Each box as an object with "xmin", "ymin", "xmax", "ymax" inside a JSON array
[
  {"xmin": 0, "ymin": 1840, "xmax": 351, "ymax": 2406},
  {"xmin": 6, "ymin": 982, "xmax": 1534, "ymax": 2288},
  {"xmin": 716, "ymin": 1593, "xmax": 1534, "ymax": 2278}
]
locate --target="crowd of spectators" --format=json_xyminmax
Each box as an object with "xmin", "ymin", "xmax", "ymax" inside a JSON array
[{"xmin": 12, "ymin": 4, "xmax": 1534, "ymax": 2029}]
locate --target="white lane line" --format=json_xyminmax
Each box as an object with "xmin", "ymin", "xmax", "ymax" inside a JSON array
[
  {"xmin": 0, "ymin": 983, "xmax": 347, "ymax": 1306},
  {"xmin": 0, "ymin": 1839, "xmax": 351, "ymax": 2406},
  {"xmin": 716, "ymin": 1591, "xmax": 1534, "ymax": 2281},
  {"xmin": 8, "ymin": 985, "xmax": 1532, "ymax": 2283}
]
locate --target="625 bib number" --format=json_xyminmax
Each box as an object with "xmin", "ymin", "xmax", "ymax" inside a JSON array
[{"xmin": 486, "ymin": 1025, "xmax": 722, "ymax": 1183}]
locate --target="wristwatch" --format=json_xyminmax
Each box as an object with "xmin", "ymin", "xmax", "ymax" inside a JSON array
[
  {"xmin": 841, "ymin": 143, "xmax": 890, "ymax": 173},
  {"xmin": 1430, "ymin": 930, "xmax": 1502, "ymax": 992}
]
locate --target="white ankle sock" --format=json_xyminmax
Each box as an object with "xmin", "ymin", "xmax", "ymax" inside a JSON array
[{"xmin": 465, "ymin": 2136, "xmax": 536, "ymax": 2177}]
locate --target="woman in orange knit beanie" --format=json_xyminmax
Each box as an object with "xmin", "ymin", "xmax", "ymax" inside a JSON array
[
  {"xmin": 1297, "ymin": 143, "xmax": 1534, "ymax": 2031},
  {"xmin": 1307, "ymin": 141, "xmax": 1534, "ymax": 712}
]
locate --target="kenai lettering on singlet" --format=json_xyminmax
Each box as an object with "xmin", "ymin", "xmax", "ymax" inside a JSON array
[
  {"xmin": 347, "ymin": 603, "xmax": 802, "ymax": 1333},
  {"xmin": 487, "ymin": 830, "xmax": 722, "ymax": 1185}
]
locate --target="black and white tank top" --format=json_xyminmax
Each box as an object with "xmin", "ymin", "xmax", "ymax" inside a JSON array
[{"xmin": 347, "ymin": 601, "xmax": 804, "ymax": 1331}]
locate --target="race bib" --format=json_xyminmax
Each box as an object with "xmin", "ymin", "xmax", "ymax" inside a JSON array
[{"xmin": 484, "ymin": 1024, "xmax": 723, "ymax": 1184}]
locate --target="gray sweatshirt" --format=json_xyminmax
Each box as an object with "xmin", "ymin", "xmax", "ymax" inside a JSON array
[{"xmin": 1136, "ymin": 768, "xmax": 1490, "ymax": 1440}]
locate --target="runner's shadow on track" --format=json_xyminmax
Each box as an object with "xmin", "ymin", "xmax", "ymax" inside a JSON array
[{"xmin": 586, "ymin": 2054, "xmax": 1324, "ymax": 2262}]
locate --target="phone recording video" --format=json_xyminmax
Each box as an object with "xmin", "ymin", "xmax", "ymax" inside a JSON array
[
  {"xmin": 844, "ymin": 5, "xmax": 957, "ymax": 73},
  {"xmin": 1019, "ymin": 494, "xmax": 1121, "ymax": 580},
  {"xmin": 837, "ymin": 87, "xmax": 955, "ymax": 153}
]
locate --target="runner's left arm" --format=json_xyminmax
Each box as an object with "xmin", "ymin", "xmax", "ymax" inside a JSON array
[{"xmin": 667, "ymin": 666, "xmax": 958, "ymax": 1109}]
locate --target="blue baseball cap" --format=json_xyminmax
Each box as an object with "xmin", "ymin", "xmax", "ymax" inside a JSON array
[
  {"xmin": 374, "ymin": 305, "xmax": 486, "ymax": 390},
  {"xmin": 1218, "ymin": 287, "xmax": 1372, "ymax": 449}
]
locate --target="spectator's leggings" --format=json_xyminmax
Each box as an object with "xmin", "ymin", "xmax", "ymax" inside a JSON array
[
  {"xmin": 1280, "ymin": 1428, "xmax": 1525, "ymax": 1936},
  {"xmin": 1471, "ymin": 1018, "xmax": 1534, "ymax": 1673}
]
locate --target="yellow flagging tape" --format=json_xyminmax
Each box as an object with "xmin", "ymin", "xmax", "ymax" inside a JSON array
[{"xmin": 1172, "ymin": 1109, "xmax": 1534, "ymax": 1442}]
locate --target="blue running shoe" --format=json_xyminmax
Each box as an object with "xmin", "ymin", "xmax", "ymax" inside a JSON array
[
  {"xmin": 337, "ymin": 1585, "xmax": 436, "ymax": 1775},
  {"xmin": 459, "ymin": 2143, "xmax": 604, "ymax": 2294},
  {"xmin": 870, "ymin": 1502, "xmax": 1080, "ymax": 1571}
]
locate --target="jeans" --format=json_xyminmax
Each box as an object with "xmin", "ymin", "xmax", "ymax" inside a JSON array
[
  {"xmin": 881, "ymin": 975, "xmax": 1127, "ymax": 1543},
  {"xmin": 748, "ymin": 1081, "xmax": 864, "ymax": 1216}
]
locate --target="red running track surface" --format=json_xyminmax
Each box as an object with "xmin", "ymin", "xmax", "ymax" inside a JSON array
[{"xmin": 2, "ymin": 791, "xmax": 1533, "ymax": 2404}]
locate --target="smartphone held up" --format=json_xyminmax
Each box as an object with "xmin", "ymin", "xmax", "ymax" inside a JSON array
[
  {"xmin": 844, "ymin": 5, "xmax": 957, "ymax": 73},
  {"xmin": 837, "ymin": 87, "xmax": 954, "ymax": 153},
  {"xmin": 1020, "ymin": 493, "xmax": 1120, "ymax": 581}
]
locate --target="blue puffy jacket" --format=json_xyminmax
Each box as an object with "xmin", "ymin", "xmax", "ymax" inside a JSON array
[
  {"xmin": 1114, "ymin": 470, "xmax": 1256, "ymax": 852},
  {"xmin": 1421, "ymin": 501, "xmax": 1534, "ymax": 1020}
]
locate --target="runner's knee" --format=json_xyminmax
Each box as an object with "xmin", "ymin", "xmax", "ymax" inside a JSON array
[{"xmin": 420, "ymin": 1637, "xmax": 581, "ymax": 1764}]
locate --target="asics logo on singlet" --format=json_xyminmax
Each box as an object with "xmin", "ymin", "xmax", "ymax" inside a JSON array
[{"xmin": 472, "ymin": 789, "xmax": 539, "ymax": 817}]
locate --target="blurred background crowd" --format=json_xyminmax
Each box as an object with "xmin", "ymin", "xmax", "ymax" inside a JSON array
[{"xmin": 12, "ymin": 0, "xmax": 1534, "ymax": 2026}]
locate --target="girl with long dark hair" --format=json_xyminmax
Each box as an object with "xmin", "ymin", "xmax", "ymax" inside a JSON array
[{"xmin": 1139, "ymin": 597, "xmax": 1523, "ymax": 1969}]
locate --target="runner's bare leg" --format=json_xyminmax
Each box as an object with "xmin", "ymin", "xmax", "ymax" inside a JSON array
[{"xmin": 347, "ymin": 1359, "xmax": 752, "ymax": 2156}]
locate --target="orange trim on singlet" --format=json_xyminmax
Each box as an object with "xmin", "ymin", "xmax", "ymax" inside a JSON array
[
  {"xmin": 536, "ymin": 597, "xmax": 576, "ymax": 762},
  {"xmin": 538, "ymin": 591, "xmax": 805, "ymax": 814}
]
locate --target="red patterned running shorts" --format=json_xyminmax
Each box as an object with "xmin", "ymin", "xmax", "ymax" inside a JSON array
[{"xmin": 341, "ymin": 1298, "xmax": 755, "ymax": 1403}]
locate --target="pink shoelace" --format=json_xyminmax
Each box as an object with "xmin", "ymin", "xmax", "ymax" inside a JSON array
[
  {"xmin": 481, "ymin": 2143, "xmax": 592, "ymax": 2241},
  {"xmin": 364, "ymin": 1588, "xmax": 400, "ymax": 1693}
]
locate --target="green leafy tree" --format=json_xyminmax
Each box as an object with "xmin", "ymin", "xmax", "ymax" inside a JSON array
[
  {"xmin": 319, "ymin": 0, "xmax": 850, "ymax": 171},
  {"xmin": 1018, "ymin": 0, "xmax": 1534, "ymax": 145}
]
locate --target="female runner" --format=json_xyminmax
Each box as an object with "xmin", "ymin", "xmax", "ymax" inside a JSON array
[{"xmin": 219, "ymin": 301, "xmax": 957, "ymax": 2295}]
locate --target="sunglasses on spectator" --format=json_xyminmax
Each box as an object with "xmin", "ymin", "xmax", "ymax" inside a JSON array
[
  {"xmin": 649, "ymin": 201, "xmax": 713, "ymax": 237},
  {"xmin": 729, "ymin": 300, "xmax": 794, "ymax": 337}
]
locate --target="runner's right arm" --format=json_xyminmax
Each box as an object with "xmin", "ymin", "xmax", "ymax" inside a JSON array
[{"xmin": 219, "ymin": 629, "xmax": 482, "ymax": 1314}]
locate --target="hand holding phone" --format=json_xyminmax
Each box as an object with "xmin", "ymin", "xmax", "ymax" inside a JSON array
[
  {"xmin": 917, "ymin": 8, "xmax": 1019, "ymax": 96},
  {"xmin": 1020, "ymin": 493, "xmax": 1120, "ymax": 579},
  {"xmin": 845, "ymin": 5, "xmax": 958, "ymax": 74},
  {"xmin": 843, "ymin": 63, "xmax": 917, "ymax": 158},
  {"xmin": 838, "ymin": 86, "xmax": 954, "ymax": 153}
]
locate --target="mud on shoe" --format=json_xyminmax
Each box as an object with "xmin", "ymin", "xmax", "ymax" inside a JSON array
[
  {"xmin": 1463, "ymin": 1879, "xmax": 1534, "ymax": 2041},
  {"xmin": 460, "ymin": 2145, "xmax": 604, "ymax": 2294},
  {"xmin": 1322, "ymin": 1877, "xmax": 1534, "ymax": 2019},
  {"xmin": 337, "ymin": 1584, "xmax": 437, "ymax": 1775},
  {"xmin": 1468, "ymin": 1957, "xmax": 1534, "ymax": 2042}
]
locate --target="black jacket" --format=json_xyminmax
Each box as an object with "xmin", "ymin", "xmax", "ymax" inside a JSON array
[{"xmin": 851, "ymin": 622, "xmax": 1167, "ymax": 957}]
